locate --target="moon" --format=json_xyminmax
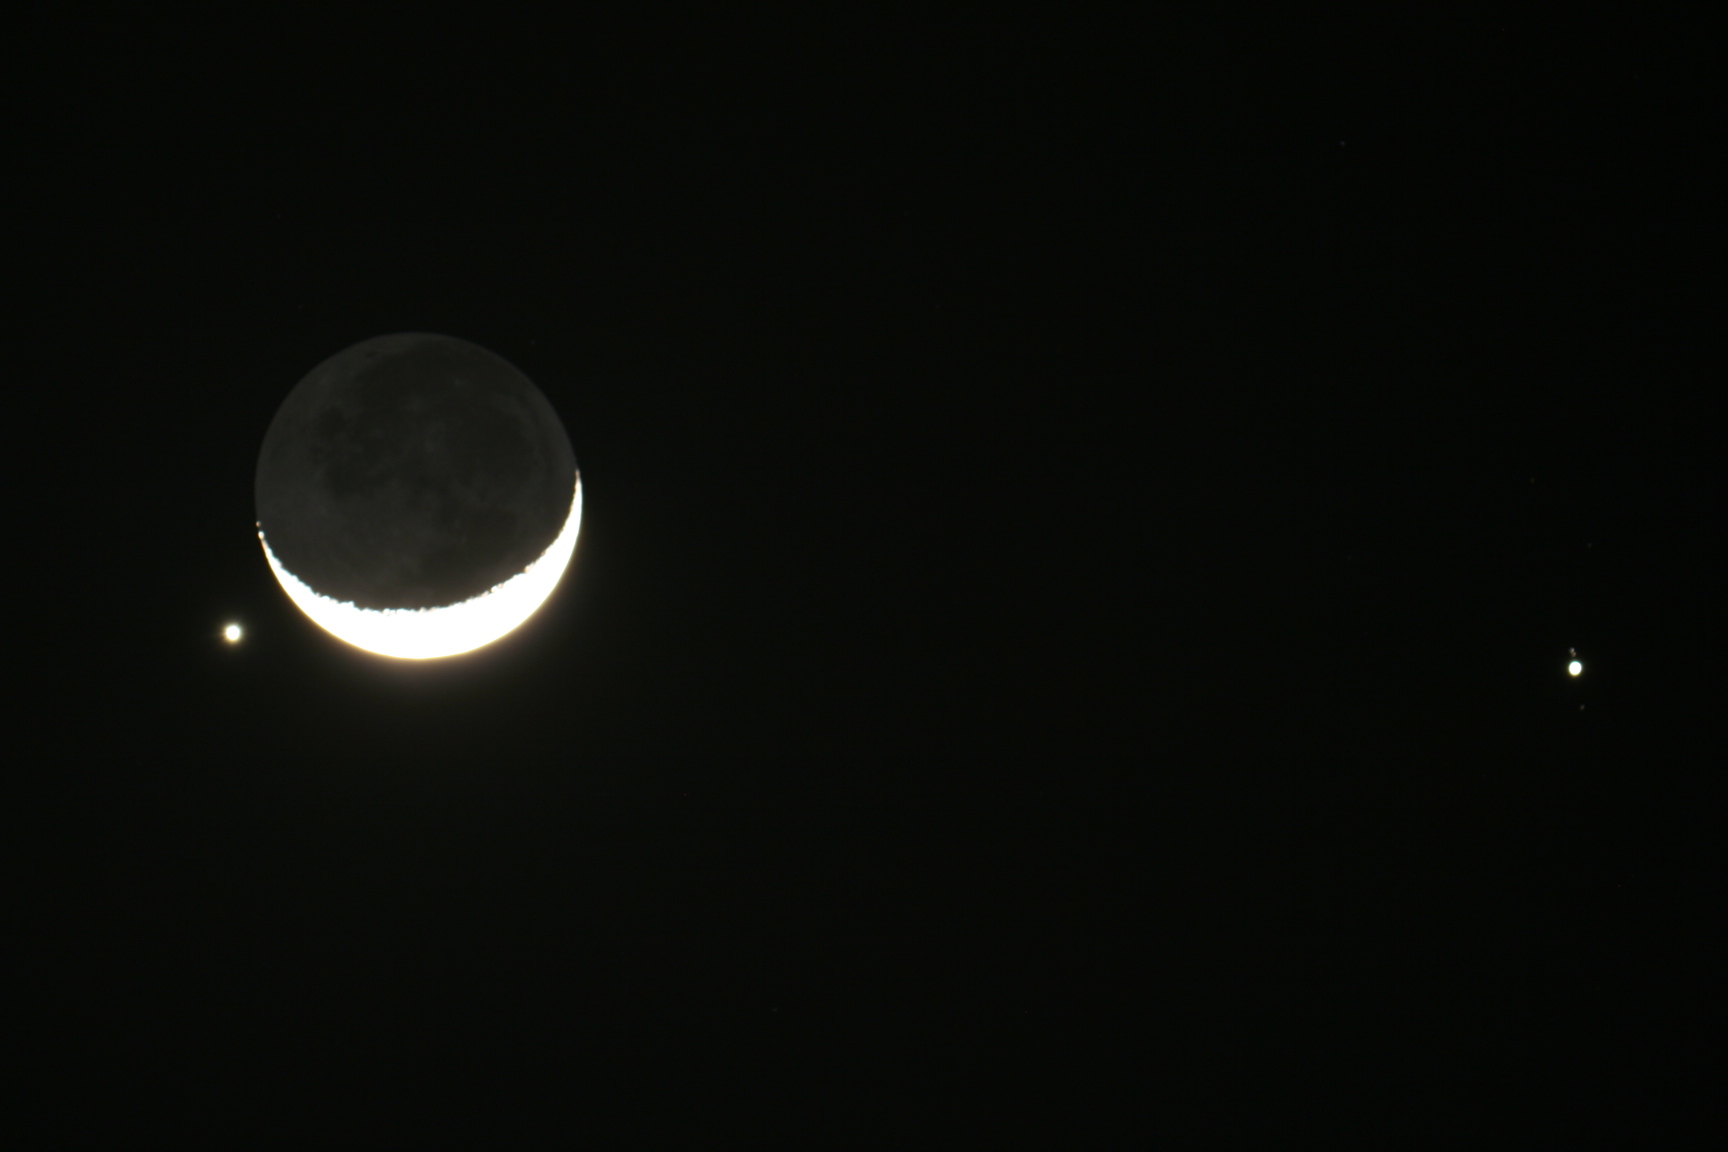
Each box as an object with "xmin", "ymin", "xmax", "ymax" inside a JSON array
[{"xmin": 255, "ymin": 333, "xmax": 581, "ymax": 659}]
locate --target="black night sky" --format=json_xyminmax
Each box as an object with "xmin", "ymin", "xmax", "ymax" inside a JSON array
[{"xmin": 14, "ymin": 15, "xmax": 1717, "ymax": 1142}]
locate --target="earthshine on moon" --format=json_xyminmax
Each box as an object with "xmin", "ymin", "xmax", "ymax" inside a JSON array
[{"xmin": 255, "ymin": 334, "xmax": 580, "ymax": 659}]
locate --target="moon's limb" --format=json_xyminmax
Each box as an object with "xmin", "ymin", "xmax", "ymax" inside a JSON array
[{"xmin": 261, "ymin": 478, "xmax": 581, "ymax": 659}]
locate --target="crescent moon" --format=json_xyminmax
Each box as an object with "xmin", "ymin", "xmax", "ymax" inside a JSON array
[{"xmin": 259, "ymin": 479, "xmax": 581, "ymax": 660}]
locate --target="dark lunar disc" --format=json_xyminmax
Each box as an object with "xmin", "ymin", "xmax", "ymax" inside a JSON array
[{"xmin": 256, "ymin": 334, "xmax": 578, "ymax": 610}]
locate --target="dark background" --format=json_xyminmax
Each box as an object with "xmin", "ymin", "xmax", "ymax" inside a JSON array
[{"xmin": 13, "ymin": 14, "xmax": 1718, "ymax": 1142}]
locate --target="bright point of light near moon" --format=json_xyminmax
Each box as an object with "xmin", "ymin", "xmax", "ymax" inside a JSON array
[
  {"xmin": 223, "ymin": 623, "xmax": 243, "ymax": 643},
  {"xmin": 1568, "ymin": 659, "xmax": 1583, "ymax": 676},
  {"xmin": 259, "ymin": 479, "xmax": 582, "ymax": 660}
]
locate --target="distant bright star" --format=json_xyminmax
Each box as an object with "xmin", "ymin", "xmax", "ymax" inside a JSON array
[
  {"xmin": 224, "ymin": 623, "xmax": 243, "ymax": 643},
  {"xmin": 1568, "ymin": 659, "xmax": 1582, "ymax": 676}
]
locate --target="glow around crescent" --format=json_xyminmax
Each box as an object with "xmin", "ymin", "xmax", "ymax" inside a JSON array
[{"xmin": 259, "ymin": 479, "xmax": 582, "ymax": 660}]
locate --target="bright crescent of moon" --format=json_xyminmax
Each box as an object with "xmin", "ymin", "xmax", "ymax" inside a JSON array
[{"xmin": 259, "ymin": 479, "xmax": 582, "ymax": 660}]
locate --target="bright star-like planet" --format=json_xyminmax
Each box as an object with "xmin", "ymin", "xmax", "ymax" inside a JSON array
[
  {"xmin": 224, "ymin": 623, "xmax": 243, "ymax": 643},
  {"xmin": 1568, "ymin": 659, "xmax": 1582, "ymax": 676}
]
